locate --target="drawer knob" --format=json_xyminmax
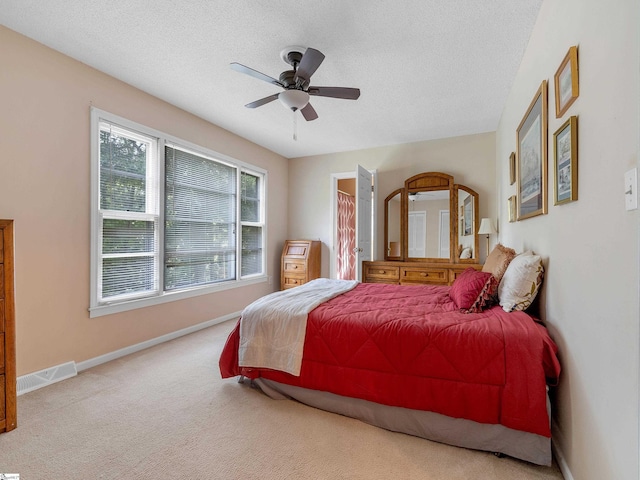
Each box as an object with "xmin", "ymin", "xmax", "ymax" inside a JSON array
[{"xmin": 421, "ymin": 272, "xmax": 427, "ymax": 277}]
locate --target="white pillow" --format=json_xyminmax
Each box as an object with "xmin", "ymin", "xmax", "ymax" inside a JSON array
[
  {"xmin": 460, "ymin": 247, "xmax": 472, "ymax": 259},
  {"xmin": 498, "ymin": 251, "xmax": 544, "ymax": 312}
]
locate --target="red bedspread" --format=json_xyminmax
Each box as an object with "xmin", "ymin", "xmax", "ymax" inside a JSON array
[{"xmin": 219, "ymin": 282, "xmax": 560, "ymax": 437}]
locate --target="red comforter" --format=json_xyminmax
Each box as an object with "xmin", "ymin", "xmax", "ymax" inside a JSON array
[{"xmin": 219, "ymin": 282, "xmax": 560, "ymax": 437}]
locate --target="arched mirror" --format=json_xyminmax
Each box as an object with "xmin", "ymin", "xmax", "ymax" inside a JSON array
[
  {"xmin": 384, "ymin": 188, "xmax": 404, "ymax": 261},
  {"xmin": 403, "ymin": 172, "xmax": 455, "ymax": 262},
  {"xmin": 454, "ymin": 184, "xmax": 479, "ymax": 263},
  {"xmin": 381, "ymin": 171, "xmax": 480, "ymax": 264}
]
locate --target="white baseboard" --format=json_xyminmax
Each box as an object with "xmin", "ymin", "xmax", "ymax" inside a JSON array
[
  {"xmin": 17, "ymin": 312, "xmax": 240, "ymax": 395},
  {"xmin": 76, "ymin": 311, "xmax": 241, "ymax": 372},
  {"xmin": 551, "ymin": 421, "xmax": 574, "ymax": 480}
]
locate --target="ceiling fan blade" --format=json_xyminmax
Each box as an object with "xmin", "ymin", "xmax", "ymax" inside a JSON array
[
  {"xmin": 245, "ymin": 93, "xmax": 280, "ymax": 108},
  {"xmin": 295, "ymin": 48, "xmax": 325, "ymax": 85},
  {"xmin": 230, "ymin": 62, "xmax": 283, "ymax": 87},
  {"xmin": 300, "ymin": 103, "xmax": 318, "ymax": 121},
  {"xmin": 308, "ymin": 86, "xmax": 360, "ymax": 100}
]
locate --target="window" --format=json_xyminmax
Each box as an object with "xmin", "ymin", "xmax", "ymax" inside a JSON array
[{"xmin": 90, "ymin": 109, "xmax": 266, "ymax": 317}]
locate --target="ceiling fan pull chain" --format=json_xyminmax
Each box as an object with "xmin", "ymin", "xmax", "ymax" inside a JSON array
[{"xmin": 293, "ymin": 110, "xmax": 297, "ymax": 141}]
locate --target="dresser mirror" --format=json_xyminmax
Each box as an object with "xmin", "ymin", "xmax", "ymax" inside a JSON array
[
  {"xmin": 384, "ymin": 189, "xmax": 404, "ymax": 260},
  {"xmin": 383, "ymin": 172, "xmax": 479, "ymax": 263},
  {"xmin": 454, "ymin": 184, "xmax": 480, "ymax": 263}
]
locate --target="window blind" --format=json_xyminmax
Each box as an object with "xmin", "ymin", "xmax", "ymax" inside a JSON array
[{"xmin": 165, "ymin": 145, "xmax": 237, "ymax": 290}]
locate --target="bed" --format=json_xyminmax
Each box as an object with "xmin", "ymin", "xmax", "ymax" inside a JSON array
[{"xmin": 219, "ymin": 252, "xmax": 560, "ymax": 466}]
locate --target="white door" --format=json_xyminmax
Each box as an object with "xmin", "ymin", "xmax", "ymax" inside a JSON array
[
  {"xmin": 354, "ymin": 165, "xmax": 372, "ymax": 281},
  {"xmin": 439, "ymin": 210, "xmax": 450, "ymax": 258},
  {"xmin": 408, "ymin": 211, "xmax": 426, "ymax": 257}
]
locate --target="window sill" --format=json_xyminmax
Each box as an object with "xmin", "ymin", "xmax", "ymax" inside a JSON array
[{"xmin": 89, "ymin": 275, "xmax": 268, "ymax": 318}]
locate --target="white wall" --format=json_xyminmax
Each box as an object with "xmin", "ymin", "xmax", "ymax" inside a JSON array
[
  {"xmin": 496, "ymin": 1, "xmax": 639, "ymax": 479},
  {"xmin": 289, "ymin": 132, "xmax": 496, "ymax": 276}
]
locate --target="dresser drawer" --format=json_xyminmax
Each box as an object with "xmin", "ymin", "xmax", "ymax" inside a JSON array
[
  {"xmin": 363, "ymin": 264, "xmax": 399, "ymax": 282},
  {"xmin": 282, "ymin": 275, "xmax": 306, "ymax": 289},
  {"xmin": 283, "ymin": 259, "xmax": 307, "ymax": 275},
  {"xmin": 400, "ymin": 266, "xmax": 449, "ymax": 284}
]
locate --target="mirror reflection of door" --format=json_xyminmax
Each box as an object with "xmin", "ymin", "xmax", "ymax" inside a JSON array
[
  {"xmin": 408, "ymin": 211, "xmax": 426, "ymax": 257},
  {"xmin": 439, "ymin": 210, "xmax": 450, "ymax": 258},
  {"xmin": 408, "ymin": 191, "xmax": 449, "ymax": 258}
]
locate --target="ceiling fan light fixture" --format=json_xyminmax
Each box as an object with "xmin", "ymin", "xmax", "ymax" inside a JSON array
[{"xmin": 279, "ymin": 89, "xmax": 309, "ymax": 111}]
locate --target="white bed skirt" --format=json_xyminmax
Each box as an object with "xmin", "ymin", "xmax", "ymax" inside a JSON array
[{"xmin": 251, "ymin": 378, "xmax": 552, "ymax": 466}]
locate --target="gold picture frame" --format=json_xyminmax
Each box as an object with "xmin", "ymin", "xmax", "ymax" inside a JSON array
[
  {"xmin": 553, "ymin": 116, "xmax": 578, "ymax": 205},
  {"xmin": 554, "ymin": 46, "xmax": 579, "ymax": 118},
  {"xmin": 509, "ymin": 152, "xmax": 516, "ymax": 185},
  {"xmin": 508, "ymin": 195, "xmax": 517, "ymax": 222},
  {"xmin": 516, "ymin": 80, "xmax": 548, "ymax": 220}
]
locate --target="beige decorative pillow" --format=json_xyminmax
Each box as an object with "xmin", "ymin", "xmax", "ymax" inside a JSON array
[
  {"xmin": 498, "ymin": 251, "xmax": 544, "ymax": 312},
  {"xmin": 482, "ymin": 244, "xmax": 516, "ymax": 283}
]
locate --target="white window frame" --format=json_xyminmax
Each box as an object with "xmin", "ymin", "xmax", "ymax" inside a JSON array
[{"xmin": 90, "ymin": 108, "xmax": 267, "ymax": 318}]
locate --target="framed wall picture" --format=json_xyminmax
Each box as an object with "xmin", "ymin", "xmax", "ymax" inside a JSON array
[
  {"xmin": 553, "ymin": 115, "xmax": 578, "ymax": 205},
  {"xmin": 554, "ymin": 46, "xmax": 579, "ymax": 118},
  {"xmin": 508, "ymin": 195, "xmax": 517, "ymax": 222},
  {"xmin": 516, "ymin": 80, "xmax": 548, "ymax": 220},
  {"xmin": 509, "ymin": 152, "xmax": 516, "ymax": 185}
]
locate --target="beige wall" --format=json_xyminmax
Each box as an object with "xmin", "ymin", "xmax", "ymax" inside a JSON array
[
  {"xmin": 0, "ymin": 26, "xmax": 289, "ymax": 376},
  {"xmin": 496, "ymin": 1, "xmax": 639, "ymax": 479},
  {"xmin": 289, "ymin": 132, "xmax": 496, "ymax": 276}
]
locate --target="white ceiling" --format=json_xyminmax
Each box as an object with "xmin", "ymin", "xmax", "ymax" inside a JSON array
[{"xmin": 0, "ymin": 1, "xmax": 542, "ymax": 159}]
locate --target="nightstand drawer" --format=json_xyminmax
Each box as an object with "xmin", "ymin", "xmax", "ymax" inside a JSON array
[{"xmin": 400, "ymin": 267, "xmax": 449, "ymax": 284}]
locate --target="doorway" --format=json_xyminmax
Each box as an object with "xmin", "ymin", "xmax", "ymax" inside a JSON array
[{"xmin": 330, "ymin": 169, "xmax": 376, "ymax": 281}]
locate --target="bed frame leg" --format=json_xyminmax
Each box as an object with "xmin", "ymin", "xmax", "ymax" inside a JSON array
[{"xmin": 238, "ymin": 375, "xmax": 245, "ymax": 384}]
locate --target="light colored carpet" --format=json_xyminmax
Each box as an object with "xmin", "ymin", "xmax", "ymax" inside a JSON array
[{"xmin": 0, "ymin": 320, "xmax": 564, "ymax": 479}]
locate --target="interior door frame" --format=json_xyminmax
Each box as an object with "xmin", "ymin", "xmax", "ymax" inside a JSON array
[{"xmin": 330, "ymin": 169, "xmax": 377, "ymax": 280}]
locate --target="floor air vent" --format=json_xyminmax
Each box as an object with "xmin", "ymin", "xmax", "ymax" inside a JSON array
[{"xmin": 17, "ymin": 361, "xmax": 78, "ymax": 396}]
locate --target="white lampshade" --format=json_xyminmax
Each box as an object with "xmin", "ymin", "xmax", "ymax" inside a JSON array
[
  {"xmin": 279, "ymin": 90, "xmax": 310, "ymax": 111},
  {"xmin": 477, "ymin": 218, "xmax": 497, "ymax": 235}
]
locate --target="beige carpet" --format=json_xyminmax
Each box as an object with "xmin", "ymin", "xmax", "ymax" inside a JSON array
[{"xmin": 1, "ymin": 320, "xmax": 564, "ymax": 479}]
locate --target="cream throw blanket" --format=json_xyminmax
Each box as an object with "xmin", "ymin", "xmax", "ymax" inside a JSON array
[{"xmin": 238, "ymin": 278, "xmax": 358, "ymax": 376}]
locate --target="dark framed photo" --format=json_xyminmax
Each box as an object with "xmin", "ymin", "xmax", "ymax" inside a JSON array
[
  {"xmin": 553, "ymin": 116, "xmax": 578, "ymax": 205},
  {"xmin": 554, "ymin": 46, "xmax": 579, "ymax": 118},
  {"xmin": 516, "ymin": 80, "xmax": 548, "ymax": 220},
  {"xmin": 509, "ymin": 152, "xmax": 516, "ymax": 185}
]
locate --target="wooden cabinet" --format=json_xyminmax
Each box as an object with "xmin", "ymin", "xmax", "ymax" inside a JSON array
[
  {"xmin": 0, "ymin": 220, "xmax": 16, "ymax": 433},
  {"xmin": 363, "ymin": 260, "xmax": 481, "ymax": 286},
  {"xmin": 281, "ymin": 240, "xmax": 321, "ymax": 290}
]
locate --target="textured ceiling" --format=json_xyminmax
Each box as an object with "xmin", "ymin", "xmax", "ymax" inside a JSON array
[{"xmin": 0, "ymin": 1, "xmax": 542, "ymax": 159}]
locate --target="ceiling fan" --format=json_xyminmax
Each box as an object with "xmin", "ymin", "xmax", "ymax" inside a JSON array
[{"xmin": 230, "ymin": 46, "xmax": 361, "ymax": 121}]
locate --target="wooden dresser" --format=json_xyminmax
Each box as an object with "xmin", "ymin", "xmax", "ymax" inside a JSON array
[
  {"xmin": 281, "ymin": 240, "xmax": 321, "ymax": 290},
  {"xmin": 363, "ymin": 260, "xmax": 481, "ymax": 286},
  {"xmin": 0, "ymin": 220, "xmax": 16, "ymax": 433}
]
